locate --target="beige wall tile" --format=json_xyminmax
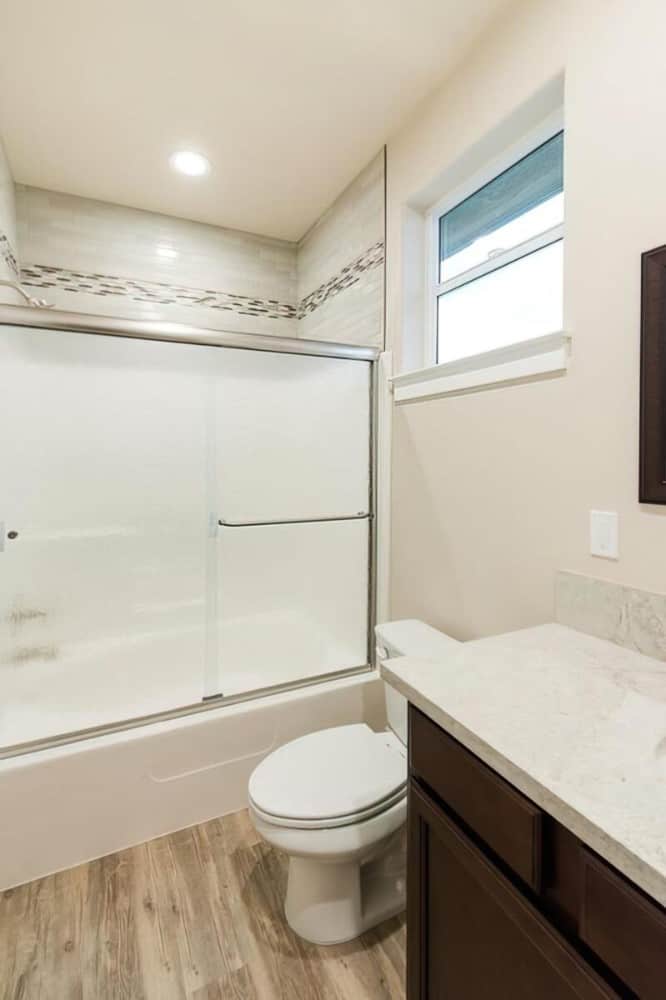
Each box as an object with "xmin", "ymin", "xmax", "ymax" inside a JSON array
[
  {"xmin": 298, "ymin": 152, "xmax": 384, "ymax": 299},
  {"xmin": 298, "ymin": 264, "xmax": 383, "ymax": 347},
  {"xmin": 9, "ymin": 152, "xmax": 384, "ymax": 346},
  {"xmin": 16, "ymin": 186, "xmax": 298, "ymax": 337},
  {"xmin": 297, "ymin": 151, "xmax": 384, "ymax": 345}
]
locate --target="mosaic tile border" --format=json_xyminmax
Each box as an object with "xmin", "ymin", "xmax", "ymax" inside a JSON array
[
  {"xmin": 298, "ymin": 241, "xmax": 384, "ymax": 319},
  {"xmin": 18, "ymin": 240, "xmax": 384, "ymax": 324},
  {"xmin": 0, "ymin": 232, "xmax": 19, "ymax": 279},
  {"xmin": 20, "ymin": 264, "xmax": 297, "ymax": 321}
]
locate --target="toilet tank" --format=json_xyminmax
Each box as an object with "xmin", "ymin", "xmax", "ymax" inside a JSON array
[{"xmin": 375, "ymin": 620, "xmax": 461, "ymax": 745}]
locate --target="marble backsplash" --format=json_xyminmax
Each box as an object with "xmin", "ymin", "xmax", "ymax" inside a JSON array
[{"xmin": 556, "ymin": 570, "xmax": 666, "ymax": 662}]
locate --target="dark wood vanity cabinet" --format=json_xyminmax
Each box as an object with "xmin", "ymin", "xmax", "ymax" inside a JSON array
[
  {"xmin": 408, "ymin": 783, "xmax": 618, "ymax": 999},
  {"xmin": 407, "ymin": 706, "xmax": 666, "ymax": 1000}
]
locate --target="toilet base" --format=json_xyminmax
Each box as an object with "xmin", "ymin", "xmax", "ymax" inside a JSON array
[{"xmin": 284, "ymin": 835, "xmax": 406, "ymax": 945}]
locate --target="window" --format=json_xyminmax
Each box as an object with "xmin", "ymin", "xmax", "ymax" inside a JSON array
[{"xmin": 432, "ymin": 129, "xmax": 564, "ymax": 365}]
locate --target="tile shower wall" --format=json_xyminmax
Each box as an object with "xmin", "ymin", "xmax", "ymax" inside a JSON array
[
  {"xmin": 556, "ymin": 570, "xmax": 666, "ymax": 662},
  {"xmin": 297, "ymin": 151, "xmax": 385, "ymax": 347},
  {"xmin": 10, "ymin": 151, "xmax": 385, "ymax": 346},
  {"xmin": 0, "ymin": 137, "xmax": 20, "ymax": 303},
  {"xmin": 15, "ymin": 186, "xmax": 298, "ymax": 338}
]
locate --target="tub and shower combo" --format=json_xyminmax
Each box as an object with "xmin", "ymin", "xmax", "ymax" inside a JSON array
[{"xmin": 0, "ymin": 306, "xmax": 384, "ymax": 888}]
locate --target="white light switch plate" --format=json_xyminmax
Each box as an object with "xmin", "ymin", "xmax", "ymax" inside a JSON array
[{"xmin": 590, "ymin": 510, "xmax": 619, "ymax": 559}]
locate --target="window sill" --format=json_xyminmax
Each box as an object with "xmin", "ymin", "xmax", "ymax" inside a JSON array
[{"xmin": 391, "ymin": 332, "xmax": 571, "ymax": 403}]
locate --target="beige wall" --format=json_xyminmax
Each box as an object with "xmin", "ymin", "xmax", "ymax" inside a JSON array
[{"xmin": 387, "ymin": 0, "xmax": 666, "ymax": 639}]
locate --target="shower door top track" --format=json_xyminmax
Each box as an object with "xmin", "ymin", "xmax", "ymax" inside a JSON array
[{"xmin": 0, "ymin": 304, "xmax": 379, "ymax": 362}]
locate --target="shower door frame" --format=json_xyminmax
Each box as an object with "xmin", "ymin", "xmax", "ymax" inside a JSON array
[{"xmin": 0, "ymin": 304, "xmax": 380, "ymax": 760}]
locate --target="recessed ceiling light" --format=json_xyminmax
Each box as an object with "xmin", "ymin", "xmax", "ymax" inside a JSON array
[{"xmin": 169, "ymin": 150, "xmax": 210, "ymax": 177}]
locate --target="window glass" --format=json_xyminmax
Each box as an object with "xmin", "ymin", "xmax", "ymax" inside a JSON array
[
  {"xmin": 437, "ymin": 241, "xmax": 563, "ymax": 364},
  {"xmin": 439, "ymin": 132, "xmax": 563, "ymax": 282}
]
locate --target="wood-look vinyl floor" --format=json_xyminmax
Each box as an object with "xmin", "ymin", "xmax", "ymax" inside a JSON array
[{"xmin": 0, "ymin": 809, "xmax": 406, "ymax": 1000}]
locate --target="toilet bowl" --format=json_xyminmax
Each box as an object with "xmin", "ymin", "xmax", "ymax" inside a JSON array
[
  {"xmin": 248, "ymin": 619, "xmax": 460, "ymax": 945},
  {"xmin": 249, "ymin": 724, "xmax": 407, "ymax": 945}
]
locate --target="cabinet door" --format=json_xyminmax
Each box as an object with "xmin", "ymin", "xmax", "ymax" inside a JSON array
[{"xmin": 407, "ymin": 782, "xmax": 619, "ymax": 1000}]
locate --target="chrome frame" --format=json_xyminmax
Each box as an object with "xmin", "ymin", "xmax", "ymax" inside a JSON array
[
  {"xmin": 0, "ymin": 304, "xmax": 379, "ymax": 362},
  {"xmin": 367, "ymin": 358, "xmax": 378, "ymax": 670},
  {"xmin": 0, "ymin": 664, "xmax": 375, "ymax": 761},
  {"xmin": 0, "ymin": 304, "xmax": 380, "ymax": 759}
]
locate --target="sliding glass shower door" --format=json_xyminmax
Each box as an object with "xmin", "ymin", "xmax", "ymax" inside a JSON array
[
  {"xmin": 207, "ymin": 347, "xmax": 370, "ymax": 698},
  {"xmin": 0, "ymin": 327, "xmax": 210, "ymax": 746},
  {"xmin": 0, "ymin": 322, "xmax": 372, "ymax": 752}
]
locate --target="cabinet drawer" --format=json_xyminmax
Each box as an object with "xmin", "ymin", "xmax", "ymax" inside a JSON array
[
  {"xmin": 580, "ymin": 849, "xmax": 666, "ymax": 1000},
  {"xmin": 409, "ymin": 706, "xmax": 542, "ymax": 891}
]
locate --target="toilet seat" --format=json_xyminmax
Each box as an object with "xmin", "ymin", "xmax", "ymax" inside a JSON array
[
  {"xmin": 248, "ymin": 724, "xmax": 406, "ymax": 831},
  {"xmin": 250, "ymin": 784, "xmax": 406, "ymax": 830}
]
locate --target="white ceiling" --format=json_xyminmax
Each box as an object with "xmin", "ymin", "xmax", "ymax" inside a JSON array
[{"xmin": 0, "ymin": 0, "xmax": 509, "ymax": 241}]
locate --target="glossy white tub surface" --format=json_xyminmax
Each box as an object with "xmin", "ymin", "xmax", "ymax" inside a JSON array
[{"xmin": 0, "ymin": 671, "xmax": 384, "ymax": 890}]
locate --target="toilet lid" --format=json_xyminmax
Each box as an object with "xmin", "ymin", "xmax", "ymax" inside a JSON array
[{"xmin": 249, "ymin": 724, "xmax": 406, "ymax": 823}]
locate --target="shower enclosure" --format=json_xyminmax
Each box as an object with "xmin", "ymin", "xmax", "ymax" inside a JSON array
[{"xmin": 0, "ymin": 309, "xmax": 377, "ymax": 757}]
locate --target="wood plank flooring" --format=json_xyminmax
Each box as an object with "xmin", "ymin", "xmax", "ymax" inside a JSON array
[{"xmin": 0, "ymin": 810, "xmax": 406, "ymax": 1000}]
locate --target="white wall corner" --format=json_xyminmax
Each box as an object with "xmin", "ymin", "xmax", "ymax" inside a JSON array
[{"xmin": 398, "ymin": 206, "xmax": 427, "ymax": 371}]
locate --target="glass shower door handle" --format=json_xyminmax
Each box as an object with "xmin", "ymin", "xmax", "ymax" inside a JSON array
[
  {"xmin": 217, "ymin": 512, "xmax": 369, "ymax": 528},
  {"xmin": 0, "ymin": 523, "xmax": 19, "ymax": 551}
]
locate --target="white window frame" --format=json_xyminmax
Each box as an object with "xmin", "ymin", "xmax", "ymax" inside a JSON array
[{"xmin": 423, "ymin": 109, "xmax": 565, "ymax": 369}]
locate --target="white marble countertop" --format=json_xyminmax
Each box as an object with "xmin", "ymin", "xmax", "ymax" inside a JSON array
[{"xmin": 381, "ymin": 623, "xmax": 666, "ymax": 906}]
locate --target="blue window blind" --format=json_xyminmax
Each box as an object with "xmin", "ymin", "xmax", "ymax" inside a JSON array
[{"xmin": 439, "ymin": 131, "xmax": 564, "ymax": 266}]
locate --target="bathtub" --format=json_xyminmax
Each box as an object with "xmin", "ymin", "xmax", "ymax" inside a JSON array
[{"xmin": 0, "ymin": 670, "xmax": 385, "ymax": 889}]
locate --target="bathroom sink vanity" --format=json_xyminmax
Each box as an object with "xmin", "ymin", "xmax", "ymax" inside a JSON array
[{"xmin": 381, "ymin": 624, "xmax": 666, "ymax": 999}]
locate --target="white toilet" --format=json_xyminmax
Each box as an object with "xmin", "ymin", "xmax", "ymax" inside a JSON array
[{"xmin": 248, "ymin": 619, "xmax": 460, "ymax": 945}]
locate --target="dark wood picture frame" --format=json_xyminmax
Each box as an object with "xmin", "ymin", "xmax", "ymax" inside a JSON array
[{"xmin": 639, "ymin": 244, "xmax": 666, "ymax": 503}]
